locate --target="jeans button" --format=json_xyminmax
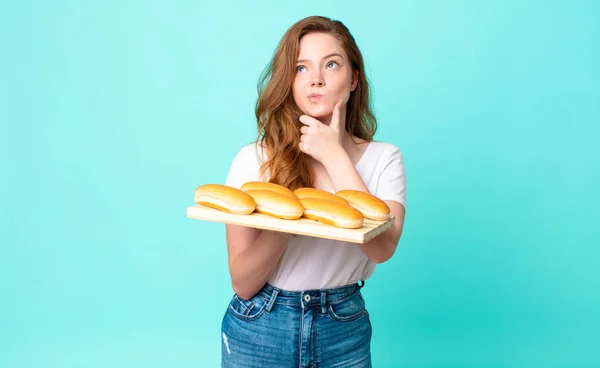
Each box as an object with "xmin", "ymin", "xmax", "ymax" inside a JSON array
[{"xmin": 303, "ymin": 294, "xmax": 311, "ymax": 302}]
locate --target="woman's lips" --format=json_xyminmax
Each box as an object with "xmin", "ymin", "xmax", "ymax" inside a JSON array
[{"xmin": 308, "ymin": 94, "xmax": 323, "ymax": 102}]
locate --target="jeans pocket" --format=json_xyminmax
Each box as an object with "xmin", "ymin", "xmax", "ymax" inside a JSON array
[
  {"xmin": 227, "ymin": 294, "xmax": 268, "ymax": 321},
  {"xmin": 328, "ymin": 292, "xmax": 368, "ymax": 322}
]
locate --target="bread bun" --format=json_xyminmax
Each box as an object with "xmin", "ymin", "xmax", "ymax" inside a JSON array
[
  {"xmin": 244, "ymin": 190, "xmax": 304, "ymax": 220},
  {"xmin": 293, "ymin": 187, "xmax": 348, "ymax": 205},
  {"xmin": 335, "ymin": 190, "xmax": 390, "ymax": 221},
  {"xmin": 241, "ymin": 181, "xmax": 297, "ymax": 199},
  {"xmin": 299, "ymin": 198, "xmax": 364, "ymax": 229},
  {"xmin": 194, "ymin": 184, "xmax": 255, "ymax": 215}
]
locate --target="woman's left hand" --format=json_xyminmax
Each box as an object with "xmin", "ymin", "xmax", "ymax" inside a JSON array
[{"xmin": 299, "ymin": 99, "xmax": 344, "ymax": 164}]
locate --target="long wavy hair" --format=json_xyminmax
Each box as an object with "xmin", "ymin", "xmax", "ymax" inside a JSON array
[{"xmin": 254, "ymin": 16, "xmax": 377, "ymax": 190}]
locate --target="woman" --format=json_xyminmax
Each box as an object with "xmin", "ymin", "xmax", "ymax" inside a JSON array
[{"xmin": 221, "ymin": 15, "xmax": 406, "ymax": 367}]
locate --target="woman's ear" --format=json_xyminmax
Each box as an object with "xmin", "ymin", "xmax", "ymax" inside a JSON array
[{"xmin": 351, "ymin": 70, "xmax": 359, "ymax": 91}]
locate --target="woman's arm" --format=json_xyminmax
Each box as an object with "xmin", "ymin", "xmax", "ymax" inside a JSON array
[
  {"xmin": 225, "ymin": 224, "xmax": 291, "ymax": 300},
  {"xmin": 323, "ymin": 145, "xmax": 406, "ymax": 263},
  {"xmin": 357, "ymin": 201, "xmax": 405, "ymax": 263}
]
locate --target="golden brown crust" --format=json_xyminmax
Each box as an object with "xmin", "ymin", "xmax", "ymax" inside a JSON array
[
  {"xmin": 244, "ymin": 190, "xmax": 304, "ymax": 220},
  {"xmin": 194, "ymin": 184, "xmax": 256, "ymax": 215},
  {"xmin": 241, "ymin": 181, "xmax": 297, "ymax": 199},
  {"xmin": 293, "ymin": 187, "xmax": 349, "ymax": 205},
  {"xmin": 298, "ymin": 198, "xmax": 364, "ymax": 229},
  {"xmin": 335, "ymin": 190, "xmax": 391, "ymax": 221}
]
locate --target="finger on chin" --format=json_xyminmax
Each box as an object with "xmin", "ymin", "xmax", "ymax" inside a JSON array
[
  {"xmin": 300, "ymin": 114, "xmax": 322, "ymax": 126},
  {"xmin": 299, "ymin": 115, "xmax": 311, "ymax": 125}
]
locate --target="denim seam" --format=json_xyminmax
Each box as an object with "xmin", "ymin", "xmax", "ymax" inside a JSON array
[
  {"xmin": 298, "ymin": 307, "xmax": 304, "ymax": 368},
  {"xmin": 227, "ymin": 304, "xmax": 266, "ymax": 321},
  {"xmin": 328, "ymin": 291, "xmax": 358, "ymax": 306},
  {"xmin": 315, "ymin": 312, "xmax": 321, "ymax": 366},
  {"xmin": 232, "ymin": 294, "xmax": 254, "ymax": 314},
  {"xmin": 327, "ymin": 304, "xmax": 367, "ymax": 322},
  {"xmin": 265, "ymin": 289, "xmax": 279, "ymax": 313}
]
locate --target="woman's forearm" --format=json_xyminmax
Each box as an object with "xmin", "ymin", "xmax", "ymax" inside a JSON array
[{"xmin": 229, "ymin": 230, "xmax": 291, "ymax": 299}]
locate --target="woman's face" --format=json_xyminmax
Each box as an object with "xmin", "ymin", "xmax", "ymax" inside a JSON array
[{"xmin": 292, "ymin": 33, "xmax": 358, "ymax": 121}]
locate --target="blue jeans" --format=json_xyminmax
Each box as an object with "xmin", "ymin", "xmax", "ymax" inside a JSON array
[{"xmin": 221, "ymin": 281, "xmax": 372, "ymax": 367}]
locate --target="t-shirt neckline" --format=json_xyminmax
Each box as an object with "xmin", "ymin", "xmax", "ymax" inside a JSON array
[{"xmin": 354, "ymin": 141, "xmax": 372, "ymax": 169}]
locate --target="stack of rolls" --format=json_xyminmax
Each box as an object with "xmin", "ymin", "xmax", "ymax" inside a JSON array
[
  {"xmin": 294, "ymin": 187, "xmax": 391, "ymax": 222},
  {"xmin": 194, "ymin": 182, "xmax": 390, "ymax": 229},
  {"xmin": 293, "ymin": 187, "xmax": 363, "ymax": 229},
  {"xmin": 194, "ymin": 184, "xmax": 256, "ymax": 215},
  {"xmin": 335, "ymin": 189, "xmax": 391, "ymax": 221},
  {"xmin": 240, "ymin": 182, "xmax": 304, "ymax": 220}
]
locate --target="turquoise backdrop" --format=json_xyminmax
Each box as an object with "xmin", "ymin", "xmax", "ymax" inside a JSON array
[{"xmin": 1, "ymin": 1, "xmax": 598, "ymax": 367}]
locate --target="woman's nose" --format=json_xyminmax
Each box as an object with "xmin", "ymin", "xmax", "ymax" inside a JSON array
[{"xmin": 310, "ymin": 72, "xmax": 325, "ymax": 87}]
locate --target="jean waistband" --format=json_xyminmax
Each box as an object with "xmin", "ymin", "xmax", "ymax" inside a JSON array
[{"xmin": 256, "ymin": 280, "xmax": 365, "ymax": 313}]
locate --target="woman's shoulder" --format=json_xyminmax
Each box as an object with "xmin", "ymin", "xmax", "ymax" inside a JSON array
[
  {"xmin": 225, "ymin": 140, "xmax": 268, "ymax": 187},
  {"xmin": 368, "ymin": 139, "xmax": 402, "ymax": 150},
  {"xmin": 233, "ymin": 140, "xmax": 267, "ymax": 163},
  {"xmin": 364, "ymin": 140, "xmax": 404, "ymax": 161}
]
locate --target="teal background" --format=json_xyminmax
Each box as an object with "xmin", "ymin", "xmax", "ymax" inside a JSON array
[{"xmin": 1, "ymin": 0, "xmax": 598, "ymax": 367}]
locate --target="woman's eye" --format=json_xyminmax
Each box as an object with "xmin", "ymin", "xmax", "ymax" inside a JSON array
[
  {"xmin": 327, "ymin": 61, "xmax": 338, "ymax": 69},
  {"xmin": 297, "ymin": 65, "xmax": 306, "ymax": 72}
]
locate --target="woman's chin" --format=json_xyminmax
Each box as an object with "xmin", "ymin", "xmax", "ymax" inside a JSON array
[{"xmin": 302, "ymin": 104, "xmax": 331, "ymax": 118}]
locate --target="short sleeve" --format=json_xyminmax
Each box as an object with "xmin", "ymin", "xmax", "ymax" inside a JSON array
[
  {"xmin": 225, "ymin": 145, "xmax": 263, "ymax": 189},
  {"xmin": 375, "ymin": 146, "xmax": 406, "ymax": 208}
]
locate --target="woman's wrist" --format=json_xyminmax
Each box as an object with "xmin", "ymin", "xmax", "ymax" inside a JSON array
[{"xmin": 321, "ymin": 143, "xmax": 348, "ymax": 170}]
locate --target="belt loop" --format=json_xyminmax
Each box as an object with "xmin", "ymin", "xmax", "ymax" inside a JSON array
[
  {"xmin": 265, "ymin": 288, "xmax": 280, "ymax": 313},
  {"xmin": 358, "ymin": 280, "xmax": 365, "ymax": 289},
  {"xmin": 320, "ymin": 290, "xmax": 327, "ymax": 314}
]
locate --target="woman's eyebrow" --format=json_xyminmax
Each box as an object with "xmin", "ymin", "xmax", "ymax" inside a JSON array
[{"xmin": 297, "ymin": 53, "xmax": 344, "ymax": 63}]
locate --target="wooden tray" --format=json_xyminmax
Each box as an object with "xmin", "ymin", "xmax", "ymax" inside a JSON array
[{"xmin": 186, "ymin": 204, "xmax": 394, "ymax": 244}]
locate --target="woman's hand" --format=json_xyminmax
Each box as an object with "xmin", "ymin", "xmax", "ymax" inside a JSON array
[{"xmin": 299, "ymin": 99, "xmax": 344, "ymax": 164}]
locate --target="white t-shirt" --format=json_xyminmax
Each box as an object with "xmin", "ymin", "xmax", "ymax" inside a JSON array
[{"xmin": 224, "ymin": 140, "xmax": 406, "ymax": 291}]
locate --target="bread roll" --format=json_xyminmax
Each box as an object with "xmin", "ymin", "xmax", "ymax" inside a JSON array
[
  {"xmin": 244, "ymin": 190, "xmax": 304, "ymax": 220},
  {"xmin": 299, "ymin": 198, "xmax": 364, "ymax": 229},
  {"xmin": 335, "ymin": 190, "xmax": 390, "ymax": 221},
  {"xmin": 194, "ymin": 184, "xmax": 255, "ymax": 215},
  {"xmin": 293, "ymin": 187, "xmax": 348, "ymax": 205},
  {"xmin": 241, "ymin": 181, "xmax": 297, "ymax": 199}
]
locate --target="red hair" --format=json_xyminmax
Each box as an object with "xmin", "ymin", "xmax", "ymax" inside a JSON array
[{"xmin": 254, "ymin": 16, "xmax": 377, "ymax": 190}]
